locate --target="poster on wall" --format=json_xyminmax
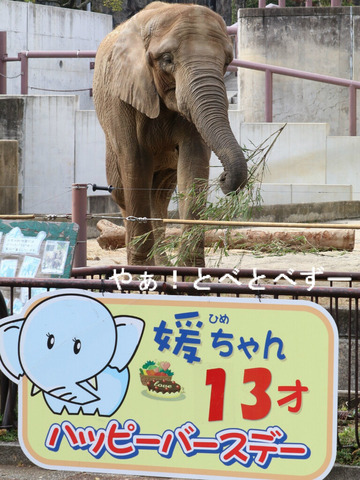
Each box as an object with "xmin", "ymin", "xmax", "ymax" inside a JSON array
[
  {"xmin": 0, "ymin": 290, "xmax": 338, "ymax": 480},
  {"xmin": 0, "ymin": 220, "xmax": 78, "ymax": 313}
]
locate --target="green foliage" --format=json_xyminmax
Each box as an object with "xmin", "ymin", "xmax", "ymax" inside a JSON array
[
  {"xmin": 15, "ymin": 0, "xmax": 123, "ymax": 11},
  {"xmin": 102, "ymin": 0, "xmax": 123, "ymax": 12},
  {"xmin": 337, "ymin": 425, "xmax": 360, "ymax": 466},
  {"xmin": 248, "ymin": 235, "xmax": 344, "ymax": 257},
  {"xmin": 0, "ymin": 414, "xmax": 17, "ymax": 442},
  {"xmin": 0, "ymin": 428, "xmax": 17, "ymax": 442}
]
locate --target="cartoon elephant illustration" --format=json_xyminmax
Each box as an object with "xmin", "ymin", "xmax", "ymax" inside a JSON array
[
  {"xmin": 0, "ymin": 292, "xmax": 144, "ymax": 416},
  {"xmin": 93, "ymin": 2, "xmax": 248, "ymax": 267}
]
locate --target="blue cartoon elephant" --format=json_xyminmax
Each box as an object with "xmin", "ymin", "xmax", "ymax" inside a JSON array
[{"xmin": 0, "ymin": 291, "xmax": 144, "ymax": 416}]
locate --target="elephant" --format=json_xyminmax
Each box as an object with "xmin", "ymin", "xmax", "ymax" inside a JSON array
[
  {"xmin": 93, "ymin": 1, "xmax": 247, "ymax": 266},
  {"xmin": 0, "ymin": 291, "xmax": 144, "ymax": 416}
]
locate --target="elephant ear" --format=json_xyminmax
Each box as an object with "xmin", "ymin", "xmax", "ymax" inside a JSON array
[
  {"xmin": 110, "ymin": 316, "xmax": 145, "ymax": 372},
  {"xmin": 109, "ymin": 18, "xmax": 160, "ymax": 119},
  {"xmin": 0, "ymin": 318, "xmax": 25, "ymax": 383}
]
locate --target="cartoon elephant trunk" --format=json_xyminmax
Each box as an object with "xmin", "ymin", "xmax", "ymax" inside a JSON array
[{"xmin": 179, "ymin": 66, "xmax": 247, "ymax": 194}]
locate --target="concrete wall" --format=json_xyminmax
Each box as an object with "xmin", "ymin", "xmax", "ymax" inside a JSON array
[
  {"xmin": 1, "ymin": 2, "xmax": 359, "ymax": 215},
  {"xmin": 0, "ymin": 0, "xmax": 112, "ymax": 109},
  {"xmin": 22, "ymin": 96, "xmax": 77, "ymax": 213},
  {"xmin": 0, "ymin": 95, "xmax": 106, "ymax": 214},
  {"xmin": 209, "ymin": 119, "xmax": 359, "ymax": 205},
  {"xmin": 237, "ymin": 7, "xmax": 360, "ymax": 137},
  {"xmin": 0, "ymin": 1, "xmax": 111, "ymax": 213},
  {"xmin": 75, "ymin": 110, "xmax": 107, "ymax": 186},
  {"xmin": 0, "ymin": 140, "xmax": 18, "ymax": 214},
  {"xmin": 1, "ymin": 94, "xmax": 358, "ymax": 214}
]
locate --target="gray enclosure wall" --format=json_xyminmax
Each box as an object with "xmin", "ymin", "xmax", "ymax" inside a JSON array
[{"xmin": 238, "ymin": 7, "xmax": 360, "ymax": 136}]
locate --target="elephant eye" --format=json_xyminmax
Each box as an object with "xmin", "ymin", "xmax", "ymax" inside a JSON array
[
  {"xmin": 162, "ymin": 53, "xmax": 172, "ymax": 63},
  {"xmin": 160, "ymin": 53, "xmax": 173, "ymax": 69},
  {"xmin": 73, "ymin": 338, "xmax": 81, "ymax": 355},
  {"xmin": 47, "ymin": 333, "xmax": 55, "ymax": 350}
]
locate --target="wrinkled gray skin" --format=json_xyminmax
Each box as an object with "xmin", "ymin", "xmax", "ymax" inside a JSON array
[{"xmin": 93, "ymin": 1, "xmax": 247, "ymax": 266}]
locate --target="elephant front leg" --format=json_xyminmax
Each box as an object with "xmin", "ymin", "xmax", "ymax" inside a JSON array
[
  {"xmin": 150, "ymin": 167, "xmax": 177, "ymax": 266},
  {"xmin": 177, "ymin": 134, "xmax": 211, "ymax": 267},
  {"xmin": 121, "ymin": 163, "xmax": 156, "ymax": 266},
  {"xmin": 126, "ymin": 217, "xmax": 155, "ymax": 266},
  {"xmin": 105, "ymin": 143, "xmax": 155, "ymax": 265}
]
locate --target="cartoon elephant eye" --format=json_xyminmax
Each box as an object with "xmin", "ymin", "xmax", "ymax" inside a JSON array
[
  {"xmin": 47, "ymin": 333, "xmax": 55, "ymax": 350},
  {"xmin": 73, "ymin": 338, "xmax": 81, "ymax": 355}
]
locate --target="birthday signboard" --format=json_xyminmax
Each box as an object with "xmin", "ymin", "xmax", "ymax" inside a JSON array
[{"xmin": 0, "ymin": 290, "xmax": 338, "ymax": 480}]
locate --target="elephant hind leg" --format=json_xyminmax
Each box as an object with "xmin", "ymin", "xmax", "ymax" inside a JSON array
[{"xmin": 105, "ymin": 139, "xmax": 126, "ymax": 211}]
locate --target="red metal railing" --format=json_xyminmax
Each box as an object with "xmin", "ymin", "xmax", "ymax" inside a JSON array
[
  {"xmin": 0, "ymin": 29, "xmax": 358, "ymax": 135},
  {"xmin": 0, "ymin": 31, "xmax": 96, "ymax": 95},
  {"xmin": 1, "ymin": 268, "xmax": 359, "ymax": 446},
  {"xmin": 229, "ymin": 58, "xmax": 360, "ymax": 137},
  {"xmin": 258, "ymin": 0, "xmax": 342, "ymax": 6}
]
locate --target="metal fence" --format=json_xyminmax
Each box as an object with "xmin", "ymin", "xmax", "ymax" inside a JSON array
[
  {"xmin": 1, "ymin": 26, "xmax": 359, "ymax": 135},
  {"xmin": 0, "ymin": 265, "xmax": 359, "ymax": 450}
]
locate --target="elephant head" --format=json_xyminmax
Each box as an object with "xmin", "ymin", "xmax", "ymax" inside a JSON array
[
  {"xmin": 0, "ymin": 292, "xmax": 144, "ymax": 416},
  {"xmin": 97, "ymin": 1, "xmax": 247, "ymax": 195}
]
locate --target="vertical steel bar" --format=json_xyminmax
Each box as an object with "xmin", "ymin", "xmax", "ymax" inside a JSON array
[
  {"xmin": 348, "ymin": 298, "xmax": 352, "ymax": 407},
  {"xmin": 0, "ymin": 31, "xmax": 7, "ymax": 94},
  {"xmin": 9, "ymin": 288, "xmax": 14, "ymax": 315},
  {"xmin": 72, "ymin": 183, "xmax": 88, "ymax": 268},
  {"xmin": 349, "ymin": 85, "xmax": 357, "ymax": 136},
  {"xmin": 19, "ymin": 52, "xmax": 28, "ymax": 94},
  {"xmin": 265, "ymin": 69, "xmax": 273, "ymax": 123},
  {"xmin": 355, "ymin": 298, "xmax": 359, "ymax": 447}
]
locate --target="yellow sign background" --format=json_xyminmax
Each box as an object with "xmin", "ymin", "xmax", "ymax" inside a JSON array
[{"xmin": 19, "ymin": 292, "xmax": 338, "ymax": 480}]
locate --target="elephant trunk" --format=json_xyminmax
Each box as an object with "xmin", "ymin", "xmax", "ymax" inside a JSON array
[
  {"xmin": 46, "ymin": 382, "xmax": 99, "ymax": 405},
  {"xmin": 179, "ymin": 66, "xmax": 247, "ymax": 194}
]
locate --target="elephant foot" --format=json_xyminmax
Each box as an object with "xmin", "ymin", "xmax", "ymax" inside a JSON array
[
  {"xmin": 178, "ymin": 259, "xmax": 205, "ymax": 268},
  {"xmin": 155, "ymin": 252, "xmax": 173, "ymax": 267},
  {"xmin": 177, "ymin": 249, "xmax": 205, "ymax": 268},
  {"xmin": 127, "ymin": 247, "xmax": 155, "ymax": 266}
]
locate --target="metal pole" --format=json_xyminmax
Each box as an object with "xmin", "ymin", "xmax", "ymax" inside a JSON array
[
  {"xmin": 72, "ymin": 183, "xmax": 88, "ymax": 268},
  {"xmin": 19, "ymin": 52, "xmax": 28, "ymax": 94},
  {"xmin": 265, "ymin": 69, "xmax": 273, "ymax": 123},
  {"xmin": 349, "ymin": 84, "xmax": 357, "ymax": 136},
  {"xmin": 0, "ymin": 32, "xmax": 7, "ymax": 94}
]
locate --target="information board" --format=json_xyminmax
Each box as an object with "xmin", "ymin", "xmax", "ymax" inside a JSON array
[
  {"xmin": 0, "ymin": 290, "xmax": 338, "ymax": 480},
  {"xmin": 0, "ymin": 220, "xmax": 78, "ymax": 312}
]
